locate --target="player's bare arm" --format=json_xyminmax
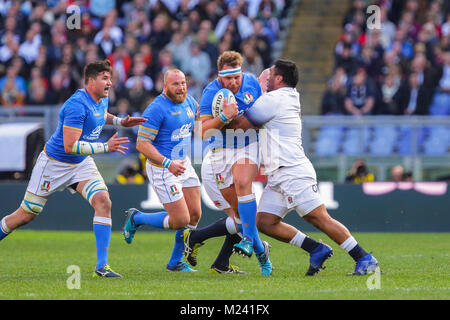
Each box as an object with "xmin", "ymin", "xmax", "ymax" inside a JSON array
[
  {"xmin": 136, "ymin": 138, "xmax": 186, "ymax": 176},
  {"xmin": 106, "ymin": 113, "xmax": 147, "ymax": 127}
]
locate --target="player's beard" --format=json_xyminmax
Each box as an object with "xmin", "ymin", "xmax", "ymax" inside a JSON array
[{"xmin": 166, "ymin": 87, "xmax": 187, "ymax": 104}]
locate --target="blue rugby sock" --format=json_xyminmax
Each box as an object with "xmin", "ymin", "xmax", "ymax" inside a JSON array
[
  {"xmin": 0, "ymin": 217, "xmax": 10, "ymax": 241},
  {"xmin": 237, "ymin": 194, "xmax": 264, "ymax": 254},
  {"xmin": 93, "ymin": 217, "xmax": 112, "ymax": 269},
  {"xmin": 133, "ymin": 210, "xmax": 168, "ymax": 229},
  {"xmin": 0, "ymin": 228, "xmax": 8, "ymax": 241},
  {"xmin": 167, "ymin": 228, "xmax": 186, "ymax": 267}
]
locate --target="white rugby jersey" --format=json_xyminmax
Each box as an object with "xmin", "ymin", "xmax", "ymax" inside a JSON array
[{"xmin": 246, "ymin": 87, "xmax": 309, "ymax": 174}]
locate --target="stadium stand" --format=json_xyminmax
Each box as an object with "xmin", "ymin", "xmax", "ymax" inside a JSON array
[{"xmin": 315, "ymin": 0, "xmax": 450, "ymax": 160}]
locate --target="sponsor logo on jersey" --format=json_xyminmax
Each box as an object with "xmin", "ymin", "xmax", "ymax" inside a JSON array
[
  {"xmin": 171, "ymin": 123, "xmax": 192, "ymax": 140},
  {"xmin": 83, "ymin": 125, "xmax": 103, "ymax": 140}
]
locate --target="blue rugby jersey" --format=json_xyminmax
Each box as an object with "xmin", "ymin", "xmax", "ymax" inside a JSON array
[
  {"xmin": 138, "ymin": 93, "xmax": 198, "ymax": 165},
  {"xmin": 45, "ymin": 88, "xmax": 108, "ymax": 164},
  {"xmin": 199, "ymin": 73, "xmax": 262, "ymax": 149}
]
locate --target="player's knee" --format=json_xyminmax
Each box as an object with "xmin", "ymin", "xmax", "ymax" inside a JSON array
[
  {"xmin": 303, "ymin": 206, "xmax": 331, "ymax": 227},
  {"xmin": 233, "ymin": 176, "xmax": 252, "ymax": 194},
  {"xmin": 171, "ymin": 215, "xmax": 190, "ymax": 230},
  {"xmin": 91, "ymin": 193, "xmax": 112, "ymax": 213},
  {"xmin": 189, "ymin": 210, "xmax": 201, "ymax": 226},
  {"xmin": 256, "ymin": 212, "xmax": 278, "ymax": 232}
]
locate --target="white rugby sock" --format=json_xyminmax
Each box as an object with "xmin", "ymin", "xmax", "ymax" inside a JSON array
[
  {"xmin": 340, "ymin": 236, "xmax": 358, "ymax": 252},
  {"xmin": 289, "ymin": 230, "xmax": 307, "ymax": 248},
  {"xmin": 163, "ymin": 215, "xmax": 170, "ymax": 229},
  {"xmin": 187, "ymin": 224, "xmax": 197, "ymax": 230},
  {"xmin": 1, "ymin": 217, "xmax": 11, "ymax": 234},
  {"xmin": 225, "ymin": 216, "xmax": 238, "ymax": 234}
]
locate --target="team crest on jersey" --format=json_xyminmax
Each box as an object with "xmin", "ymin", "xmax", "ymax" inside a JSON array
[
  {"xmin": 287, "ymin": 196, "xmax": 293, "ymax": 204},
  {"xmin": 215, "ymin": 174, "xmax": 225, "ymax": 185},
  {"xmin": 169, "ymin": 185, "xmax": 180, "ymax": 196},
  {"xmin": 186, "ymin": 107, "xmax": 194, "ymax": 118},
  {"xmin": 40, "ymin": 180, "xmax": 51, "ymax": 192},
  {"xmin": 243, "ymin": 92, "xmax": 253, "ymax": 104}
]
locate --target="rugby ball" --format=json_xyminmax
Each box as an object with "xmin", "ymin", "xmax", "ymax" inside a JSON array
[{"xmin": 211, "ymin": 88, "xmax": 236, "ymax": 118}]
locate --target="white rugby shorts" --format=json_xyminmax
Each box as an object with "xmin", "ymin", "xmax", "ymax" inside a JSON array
[
  {"xmin": 146, "ymin": 156, "xmax": 200, "ymax": 204},
  {"xmin": 27, "ymin": 151, "xmax": 104, "ymax": 197},
  {"xmin": 258, "ymin": 161, "xmax": 323, "ymax": 218},
  {"xmin": 208, "ymin": 142, "xmax": 259, "ymax": 190},
  {"xmin": 201, "ymin": 150, "xmax": 231, "ymax": 210}
]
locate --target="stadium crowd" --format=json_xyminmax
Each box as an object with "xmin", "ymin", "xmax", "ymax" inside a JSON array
[
  {"xmin": 321, "ymin": 0, "xmax": 450, "ymax": 117},
  {"xmin": 0, "ymin": 0, "xmax": 292, "ymax": 112}
]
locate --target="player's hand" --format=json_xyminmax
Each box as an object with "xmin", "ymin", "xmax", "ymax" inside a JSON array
[
  {"xmin": 168, "ymin": 160, "xmax": 186, "ymax": 177},
  {"xmin": 120, "ymin": 115, "xmax": 147, "ymax": 127},
  {"xmin": 222, "ymin": 98, "xmax": 238, "ymax": 120},
  {"xmin": 107, "ymin": 132, "xmax": 130, "ymax": 154}
]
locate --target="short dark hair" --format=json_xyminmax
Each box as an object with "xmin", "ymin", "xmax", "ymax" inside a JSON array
[
  {"xmin": 83, "ymin": 60, "xmax": 113, "ymax": 84},
  {"xmin": 273, "ymin": 59, "xmax": 298, "ymax": 88}
]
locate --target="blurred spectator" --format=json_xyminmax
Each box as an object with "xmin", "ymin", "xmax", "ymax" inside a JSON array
[
  {"xmin": 321, "ymin": 75, "xmax": 346, "ymax": 115},
  {"xmin": 397, "ymin": 72, "xmax": 432, "ymax": 115},
  {"xmin": 390, "ymin": 165, "xmax": 412, "ymax": 182},
  {"xmin": 345, "ymin": 159, "xmax": 375, "ymax": 183},
  {"xmin": 215, "ymin": 4, "xmax": 254, "ymax": 42},
  {"xmin": 335, "ymin": 43, "xmax": 359, "ymax": 76},
  {"xmin": 0, "ymin": 77, "xmax": 25, "ymax": 106},
  {"xmin": 345, "ymin": 69, "xmax": 376, "ymax": 115},
  {"xmin": 252, "ymin": 20, "xmax": 272, "ymax": 68},
  {"xmin": 124, "ymin": 77, "xmax": 152, "ymax": 115},
  {"xmin": 241, "ymin": 39, "xmax": 264, "ymax": 77},
  {"xmin": 429, "ymin": 49, "xmax": 450, "ymax": 115},
  {"xmin": 196, "ymin": 27, "xmax": 219, "ymax": 70},
  {"xmin": 125, "ymin": 61, "xmax": 154, "ymax": 92},
  {"xmin": 181, "ymin": 41, "xmax": 212, "ymax": 85},
  {"xmin": 357, "ymin": 45, "xmax": 384, "ymax": 79},
  {"xmin": 165, "ymin": 31, "xmax": 191, "ymax": 68},
  {"xmin": 0, "ymin": 66, "xmax": 26, "ymax": 105},
  {"xmin": 115, "ymin": 165, "xmax": 145, "ymax": 184},
  {"xmin": 377, "ymin": 72, "xmax": 402, "ymax": 115},
  {"xmin": 0, "ymin": 31, "xmax": 19, "ymax": 63},
  {"xmin": 442, "ymin": 12, "xmax": 450, "ymax": 37},
  {"xmin": 149, "ymin": 13, "xmax": 172, "ymax": 56},
  {"xmin": 107, "ymin": 46, "xmax": 132, "ymax": 83}
]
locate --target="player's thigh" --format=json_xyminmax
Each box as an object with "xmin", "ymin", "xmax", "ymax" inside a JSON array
[
  {"xmin": 231, "ymin": 160, "xmax": 258, "ymax": 195},
  {"xmin": 182, "ymin": 186, "xmax": 201, "ymax": 224},
  {"xmin": 163, "ymin": 198, "xmax": 191, "ymax": 229},
  {"xmin": 257, "ymin": 186, "xmax": 289, "ymax": 227},
  {"xmin": 219, "ymin": 184, "xmax": 239, "ymax": 216}
]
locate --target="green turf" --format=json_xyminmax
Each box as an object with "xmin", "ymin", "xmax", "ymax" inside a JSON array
[{"xmin": 0, "ymin": 230, "xmax": 449, "ymax": 300}]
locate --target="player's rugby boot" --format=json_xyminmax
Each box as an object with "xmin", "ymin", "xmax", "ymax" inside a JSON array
[
  {"xmin": 183, "ymin": 228, "xmax": 204, "ymax": 266},
  {"xmin": 348, "ymin": 253, "xmax": 379, "ymax": 276},
  {"xmin": 305, "ymin": 243, "xmax": 333, "ymax": 276},
  {"xmin": 256, "ymin": 241, "xmax": 273, "ymax": 276},
  {"xmin": 233, "ymin": 236, "xmax": 253, "ymax": 258},
  {"xmin": 166, "ymin": 261, "xmax": 198, "ymax": 272},
  {"xmin": 93, "ymin": 265, "xmax": 122, "ymax": 278},
  {"xmin": 123, "ymin": 208, "xmax": 139, "ymax": 244},
  {"xmin": 210, "ymin": 264, "xmax": 246, "ymax": 274}
]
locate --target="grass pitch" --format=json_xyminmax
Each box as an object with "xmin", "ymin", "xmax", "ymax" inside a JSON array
[{"xmin": 0, "ymin": 231, "xmax": 449, "ymax": 300}]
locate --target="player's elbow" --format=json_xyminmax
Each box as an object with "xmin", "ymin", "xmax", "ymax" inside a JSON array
[{"xmin": 136, "ymin": 139, "xmax": 146, "ymax": 154}]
